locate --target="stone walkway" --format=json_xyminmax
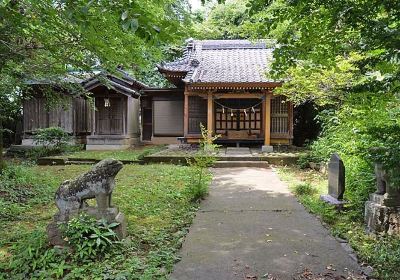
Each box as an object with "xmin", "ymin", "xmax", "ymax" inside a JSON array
[{"xmin": 170, "ymin": 168, "xmax": 366, "ymax": 280}]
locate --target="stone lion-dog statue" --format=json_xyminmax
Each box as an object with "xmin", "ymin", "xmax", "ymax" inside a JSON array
[
  {"xmin": 55, "ymin": 158, "xmax": 123, "ymax": 221},
  {"xmin": 48, "ymin": 158, "xmax": 125, "ymax": 246}
]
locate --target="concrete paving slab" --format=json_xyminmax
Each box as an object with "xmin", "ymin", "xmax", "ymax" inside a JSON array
[{"xmin": 170, "ymin": 168, "xmax": 365, "ymax": 280}]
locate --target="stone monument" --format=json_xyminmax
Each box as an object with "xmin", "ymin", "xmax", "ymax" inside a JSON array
[
  {"xmin": 320, "ymin": 153, "xmax": 346, "ymax": 207},
  {"xmin": 365, "ymin": 159, "xmax": 400, "ymax": 235},
  {"xmin": 47, "ymin": 158, "xmax": 127, "ymax": 246}
]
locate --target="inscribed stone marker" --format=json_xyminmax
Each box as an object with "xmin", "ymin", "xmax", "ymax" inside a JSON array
[{"xmin": 328, "ymin": 153, "xmax": 345, "ymax": 200}]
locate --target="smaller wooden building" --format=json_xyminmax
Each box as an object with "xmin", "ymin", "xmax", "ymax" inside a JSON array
[
  {"xmin": 22, "ymin": 77, "xmax": 91, "ymax": 145},
  {"xmin": 84, "ymin": 73, "xmax": 147, "ymax": 150},
  {"xmin": 22, "ymin": 72, "xmax": 147, "ymax": 150}
]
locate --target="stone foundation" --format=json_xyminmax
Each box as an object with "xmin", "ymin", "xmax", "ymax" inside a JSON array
[
  {"xmin": 365, "ymin": 194, "xmax": 400, "ymax": 235},
  {"xmin": 22, "ymin": 135, "xmax": 87, "ymax": 146},
  {"xmin": 86, "ymin": 134, "xmax": 139, "ymax": 150},
  {"xmin": 261, "ymin": 145, "xmax": 273, "ymax": 153}
]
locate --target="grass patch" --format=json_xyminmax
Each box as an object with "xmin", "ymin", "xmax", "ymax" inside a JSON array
[
  {"xmin": 276, "ymin": 166, "xmax": 400, "ymax": 280},
  {"xmin": 293, "ymin": 182, "xmax": 317, "ymax": 196},
  {"xmin": 0, "ymin": 162, "xmax": 211, "ymax": 279}
]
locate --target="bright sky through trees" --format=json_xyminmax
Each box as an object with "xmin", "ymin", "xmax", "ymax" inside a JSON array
[{"xmin": 189, "ymin": 0, "xmax": 202, "ymax": 11}]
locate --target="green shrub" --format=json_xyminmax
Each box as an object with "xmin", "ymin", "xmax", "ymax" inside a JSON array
[
  {"xmin": 33, "ymin": 127, "xmax": 71, "ymax": 149},
  {"xmin": 22, "ymin": 127, "xmax": 80, "ymax": 159},
  {"xmin": 293, "ymin": 183, "xmax": 317, "ymax": 196},
  {"xmin": 366, "ymin": 236, "xmax": 400, "ymax": 279},
  {"xmin": 186, "ymin": 124, "xmax": 218, "ymax": 201},
  {"xmin": 62, "ymin": 214, "xmax": 120, "ymax": 261},
  {"xmin": 4, "ymin": 229, "xmax": 69, "ymax": 279}
]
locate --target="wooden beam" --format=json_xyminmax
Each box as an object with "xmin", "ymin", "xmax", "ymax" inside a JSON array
[
  {"xmin": 214, "ymin": 93, "xmax": 264, "ymax": 99},
  {"xmin": 207, "ymin": 92, "xmax": 214, "ymax": 135},
  {"xmin": 184, "ymin": 93, "xmax": 189, "ymax": 136},
  {"xmin": 264, "ymin": 94, "xmax": 272, "ymax": 145}
]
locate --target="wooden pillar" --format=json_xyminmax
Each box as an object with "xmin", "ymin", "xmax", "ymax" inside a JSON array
[
  {"xmin": 91, "ymin": 98, "xmax": 96, "ymax": 135},
  {"xmin": 288, "ymin": 101, "xmax": 294, "ymax": 141},
  {"xmin": 184, "ymin": 92, "xmax": 189, "ymax": 136},
  {"xmin": 264, "ymin": 94, "xmax": 272, "ymax": 145},
  {"xmin": 207, "ymin": 92, "xmax": 214, "ymax": 135}
]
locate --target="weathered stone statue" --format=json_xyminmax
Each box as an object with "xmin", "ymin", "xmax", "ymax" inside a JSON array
[
  {"xmin": 365, "ymin": 153, "xmax": 400, "ymax": 235},
  {"xmin": 374, "ymin": 162, "xmax": 388, "ymax": 195},
  {"xmin": 47, "ymin": 159, "xmax": 127, "ymax": 246}
]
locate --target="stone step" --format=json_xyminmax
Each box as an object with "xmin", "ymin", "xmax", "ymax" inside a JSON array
[
  {"xmin": 225, "ymin": 147, "xmax": 251, "ymax": 155},
  {"xmin": 218, "ymin": 156, "xmax": 266, "ymax": 162},
  {"xmin": 213, "ymin": 161, "xmax": 270, "ymax": 169},
  {"xmin": 66, "ymin": 160, "xmax": 97, "ymax": 165}
]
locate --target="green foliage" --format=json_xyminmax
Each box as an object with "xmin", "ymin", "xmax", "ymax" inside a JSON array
[
  {"xmin": 0, "ymin": 163, "xmax": 55, "ymax": 221},
  {"xmin": 194, "ymin": 0, "xmax": 251, "ymax": 39},
  {"xmin": 63, "ymin": 214, "xmax": 120, "ymax": 261},
  {"xmin": 244, "ymin": 0, "xmax": 400, "ymax": 189},
  {"xmin": 25, "ymin": 145, "xmax": 79, "ymax": 160},
  {"xmin": 136, "ymin": 145, "xmax": 166, "ymax": 161},
  {"xmin": 293, "ymin": 183, "xmax": 316, "ymax": 196},
  {"xmin": 274, "ymin": 53, "xmax": 364, "ymax": 106},
  {"xmin": 33, "ymin": 127, "xmax": 71, "ymax": 149},
  {"xmin": 0, "ymin": 0, "xmax": 192, "ymax": 169},
  {"xmin": 1, "ymin": 163, "xmax": 210, "ymax": 279},
  {"xmin": 186, "ymin": 124, "xmax": 218, "ymax": 201},
  {"xmin": 5, "ymin": 229, "xmax": 70, "ymax": 279}
]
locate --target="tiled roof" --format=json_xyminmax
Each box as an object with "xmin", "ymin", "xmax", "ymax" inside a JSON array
[{"xmin": 158, "ymin": 39, "xmax": 275, "ymax": 84}]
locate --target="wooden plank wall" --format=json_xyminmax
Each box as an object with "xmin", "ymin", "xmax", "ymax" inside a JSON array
[
  {"xmin": 23, "ymin": 95, "xmax": 90, "ymax": 135},
  {"xmin": 188, "ymin": 96, "xmax": 207, "ymax": 134}
]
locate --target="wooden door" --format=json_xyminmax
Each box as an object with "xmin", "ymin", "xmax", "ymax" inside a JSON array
[
  {"xmin": 109, "ymin": 98, "xmax": 123, "ymax": 134},
  {"xmin": 95, "ymin": 97, "xmax": 124, "ymax": 135}
]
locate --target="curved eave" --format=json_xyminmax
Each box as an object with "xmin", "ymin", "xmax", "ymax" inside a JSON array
[
  {"xmin": 157, "ymin": 66, "xmax": 188, "ymax": 87},
  {"xmin": 157, "ymin": 65, "xmax": 188, "ymax": 77},
  {"xmin": 83, "ymin": 79, "xmax": 140, "ymax": 98}
]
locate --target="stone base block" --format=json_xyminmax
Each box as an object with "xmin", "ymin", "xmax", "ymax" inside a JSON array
[
  {"xmin": 369, "ymin": 193, "xmax": 384, "ymax": 204},
  {"xmin": 86, "ymin": 135, "xmax": 139, "ymax": 150},
  {"xmin": 86, "ymin": 144, "xmax": 131, "ymax": 150},
  {"xmin": 261, "ymin": 145, "xmax": 274, "ymax": 153},
  {"xmin": 365, "ymin": 200, "xmax": 400, "ymax": 235},
  {"xmin": 150, "ymin": 136, "xmax": 181, "ymax": 145},
  {"xmin": 320, "ymin": 194, "xmax": 346, "ymax": 208}
]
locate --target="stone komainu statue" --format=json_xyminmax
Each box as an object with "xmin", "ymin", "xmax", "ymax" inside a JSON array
[
  {"xmin": 374, "ymin": 162, "xmax": 388, "ymax": 195},
  {"xmin": 55, "ymin": 158, "xmax": 123, "ymax": 221},
  {"xmin": 48, "ymin": 159, "xmax": 126, "ymax": 246}
]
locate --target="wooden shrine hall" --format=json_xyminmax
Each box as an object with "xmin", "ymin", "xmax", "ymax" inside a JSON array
[{"xmin": 141, "ymin": 40, "xmax": 293, "ymax": 149}]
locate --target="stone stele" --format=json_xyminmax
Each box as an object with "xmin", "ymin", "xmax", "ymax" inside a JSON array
[
  {"xmin": 320, "ymin": 153, "xmax": 346, "ymax": 207},
  {"xmin": 47, "ymin": 158, "xmax": 127, "ymax": 246},
  {"xmin": 327, "ymin": 153, "xmax": 345, "ymax": 199}
]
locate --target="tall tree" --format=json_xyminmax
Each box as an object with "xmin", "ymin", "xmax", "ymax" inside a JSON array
[
  {"xmin": 194, "ymin": 0, "xmax": 251, "ymax": 39},
  {"xmin": 245, "ymin": 0, "xmax": 400, "ymax": 192},
  {"xmin": 0, "ymin": 0, "xmax": 192, "ymax": 170}
]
